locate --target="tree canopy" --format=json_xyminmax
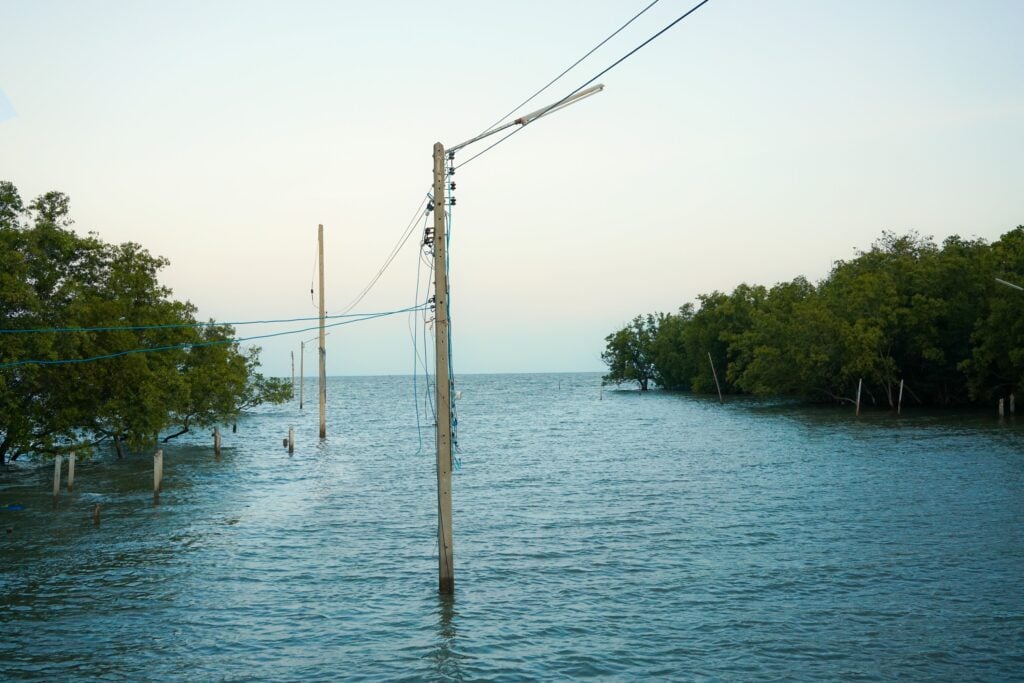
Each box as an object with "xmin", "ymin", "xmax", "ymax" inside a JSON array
[
  {"xmin": 602, "ymin": 228, "xmax": 1024, "ymax": 407},
  {"xmin": 0, "ymin": 181, "xmax": 291, "ymax": 463}
]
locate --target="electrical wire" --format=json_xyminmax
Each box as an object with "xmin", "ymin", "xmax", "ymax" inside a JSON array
[
  {"xmin": 0, "ymin": 304, "xmax": 430, "ymax": 369},
  {"xmin": 477, "ymin": 0, "xmax": 661, "ymax": 137},
  {"xmin": 0, "ymin": 308, "xmax": 427, "ymax": 335},
  {"xmin": 337, "ymin": 191, "xmax": 432, "ymax": 315},
  {"xmin": 455, "ymin": 0, "xmax": 713, "ymax": 171}
]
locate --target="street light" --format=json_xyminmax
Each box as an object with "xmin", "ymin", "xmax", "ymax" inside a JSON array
[
  {"xmin": 429, "ymin": 84, "xmax": 605, "ymax": 595},
  {"xmin": 299, "ymin": 333, "xmax": 329, "ymax": 410}
]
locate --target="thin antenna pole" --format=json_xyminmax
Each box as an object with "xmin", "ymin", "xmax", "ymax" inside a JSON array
[{"xmin": 318, "ymin": 224, "xmax": 327, "ymax": 439}]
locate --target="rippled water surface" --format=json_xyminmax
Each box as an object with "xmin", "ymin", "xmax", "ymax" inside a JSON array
[{"xmin": 2, "ymin": 373, "xmax": 1023, "ymax": 680}]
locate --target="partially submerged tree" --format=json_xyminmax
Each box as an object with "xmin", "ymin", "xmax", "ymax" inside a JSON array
[{"xmin": 0, "ymin": 181, "xmax": 291, "ymax": 463}]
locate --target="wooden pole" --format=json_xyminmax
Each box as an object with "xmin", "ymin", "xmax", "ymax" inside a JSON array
[
  {"xmin": 288, "ymin": 427, "xmax": 295, "ymax": 455},
  {"xmin": 299, "ymin": 341, "xmax": 305, "ymax": 410},
  {"xmin": 856, "ymin": 378, "xmax": 863, "ymax": 416},
  {"xmin": 214, "ymin": 426, "xmax": 222, "ymax": 457},
  {"xmin": 999, "ymin": 398, "xmax": 1005, "ymax": 418},
  {"xmin": 318, "ymin": 224, "xmax": 327, "ymax": 440},
  {"xmin": 897, "ymin": 379, "xmax": 904, "ymax": 416},
  {"xmin": 52, "ymin": 454, "xmax": 62, "ymax": 500},
  {"xmin": 291, "ymin": 350, "xmax": 295, "ymax": 399},
  {"xmin": 708, "ymin": 351, "xmax": 723, "ymax": 402},
  {"xmin": 1011, "ymin": 393, "xmax": 1016, "ymax": 415},
  {"xmin": 153, "ymin": 449, "xmax": 163, "ymax": 501},
  {"xmin": 433, "ymin": 142, "xmax": 454, "ymax": 594},
  {"xmin": 67, "ymin": 451, "xmax": 76, "ymax": 492}
]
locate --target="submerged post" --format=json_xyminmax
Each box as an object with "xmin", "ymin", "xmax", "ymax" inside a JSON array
[
  {"xmin": 153, "ymin": 449, "xmax": 164, "ymax": 501},
  {"xmin": 214, "ymin": 426, "xmax": 222, "ymax": 457},
  {"xmin": 897, "ymin": 379, "xmax": 905, "ymax": 415},
  {"xmin": 1012, "ymin": 393, "xmax": 1016, "ymax": 415},
  {"xmin": 288, "ymin": 427, "xmax": 295, "ymax": 455},
  {"xmin": 433, "ymin": 142, "xmax": 454, "ymax": 594},
  {"xmin": 999, "ymin": 398, "xmax": 1005, "ymax": 419},
  {"xmin": 856, "ymin": 378, "xmax": 863, "ymax": 416},
  {"xmin": 300, "ymin": 341, "xmax": 305, "ymax": 410},
  {"xmin": 67, "ymin": 451, "xmax": 76, "ymax": 492},
  {"xmin": 52, "ymin": 454, "xmax": 62, "ymax": 500},
  {"xmin": 708, "ymin": 351, "xmax": 723, "ymax": 402}
]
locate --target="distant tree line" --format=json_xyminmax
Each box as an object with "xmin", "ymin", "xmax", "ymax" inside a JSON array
[
  {"xmin": 0, "ymin": 182, "xmax": 291, "ymax": 463},
  {"xmin": 602, "ymin": 228, "xmax": 1024, "ymax": 407}
]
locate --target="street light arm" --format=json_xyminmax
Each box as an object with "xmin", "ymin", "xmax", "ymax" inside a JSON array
[{"xmin": 447, "ymin": 84, "xmax": 605, "ymax": 156}]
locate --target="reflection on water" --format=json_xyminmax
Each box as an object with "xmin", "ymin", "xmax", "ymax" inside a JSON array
[
  {"xmin": 2, "ymin": 373, "xmax": 1023, "ymax": 680},
  {"xmin": 432, "ymin": 594, "xmax": 464, "ymax": 681}
]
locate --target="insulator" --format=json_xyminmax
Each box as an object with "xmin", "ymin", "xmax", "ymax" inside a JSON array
[
  {"xmin": 449, "ymin": 182, "xmax": 456, "ymax": 191},
  {"xmin": 447, "ymin": 166, "xmax": 455, "ymax": 175}
]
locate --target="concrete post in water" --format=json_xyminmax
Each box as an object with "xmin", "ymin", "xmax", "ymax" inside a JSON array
[
  {"xmin": 67, "ymin": 451, "xmax": 76, "ymax": 492},
  {"xmin": 153, "ymin": 449, "xmax": 164, "ymax": 501},
  {"xmin": 52, "ymin": 454, "xmax": 62, "ymax": 500},
  {"xmin": 856, "ymin": 378, "xmax": 863, "ymax": 416},
  {"xmin": 288, "ymin": 427, "xmax": 295, "ymax": 455},
  {"xmin": 897, "ymin": 379, "xmax": 904, "ymax": 416},
  {"xmin": 432, "ymin": 142, "xmax": 454, "ymax": 595},
  {"xmin": 999, "ymin": 398, "xmax": 1005, "ymax": 419},
  {"xmin": 214, "ymin": 426, "xmax": 222, "ymax": 457}
]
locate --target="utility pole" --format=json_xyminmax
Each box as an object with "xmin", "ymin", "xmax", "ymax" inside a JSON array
[
  {"xmin": 291, "ymin": 351, "xmax": 295, "ymax": 398},
  {"xmin": 318, "ymin": 223, "xmax": 327, "ymax": 439},
  {"xmin": 433, "ymin": 142, "xmax": 454, "ymax": 595},
  {"xmin": 299, "ymin": 341, "xmax": 305, "ymax": 410},
  {"xmin": 422, "ymin": 84, "xmax": 603, "ymax": 595}
]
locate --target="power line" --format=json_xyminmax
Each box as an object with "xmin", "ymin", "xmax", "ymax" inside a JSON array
[
  {"xmin": 337, "ymin": 191, "xmax": 432, "ymax": 315},
  {"xmin": 0, "ymin": 304, "xmax": 430, "ymax": 369},
  {"xmin": 456, "ymin": 0, "xmax": 712, "ymax": 170},
  {"xmin": 477, "ymin": 0, "xmax": 661, "ymax": 138},
  {"xmin": 0, "ymin": 307, "xmax": 431, "ymax": 335}
]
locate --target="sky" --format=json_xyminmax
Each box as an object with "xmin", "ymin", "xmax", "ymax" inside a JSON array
[{"xmin": 2, "ymin": 0, "xmax": 1022, "ymax": 377}]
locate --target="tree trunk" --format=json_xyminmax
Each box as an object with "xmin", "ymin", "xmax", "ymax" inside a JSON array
[
  {"xmin": 639, "ymin": 378, "xmax": 649, "ymax": 392},
  {"xmin": 162, "ymin": 425, "xmax": 190, "ymax": 442}
]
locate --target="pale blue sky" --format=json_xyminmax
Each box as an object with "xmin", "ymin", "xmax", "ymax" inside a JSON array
[{"xmin": 2, "ymin": 0, "xmax": 1022, "ymax": 376}]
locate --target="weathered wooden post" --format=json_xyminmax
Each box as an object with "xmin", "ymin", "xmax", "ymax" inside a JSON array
[
  {"xmin": 708, "ymin": 351, "xmax": 723, "ymax": 402},
  {"xmin": 288, "ymin": 427, "xmax": 295, "ymax": 455},
  {"xmin": 1011, "ymin": 393, "xmax": 1016, "ymax": 415},
  {"xmin": 52, "ymin": 454, "xmax": 62, "ymax": 500},
  {"xmin": 999, "ymin": 398, "xmax": 1005, "ymax": 419},
  {"xmin": 897, "ymin": 379, "xmax": 904, "ymax": 416},
  {"xmin": 214, "ymin": 427, "xmax": 222, "ymax": 457},
  {"xmin": 153, "ymin": 449, "xmax": 164, "ymax": 501},
  {"xmin": 856, "ymin": 378, "xmax": 863, "ymax": 416},
  {"xmin": 67, "ymin": 451, "xmax": 76, "ymax": 492}
]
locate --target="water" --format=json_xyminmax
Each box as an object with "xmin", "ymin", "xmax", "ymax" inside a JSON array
[{"xmin": 2, "ymin": 373, "xmax": 1023, "ymax": 680}]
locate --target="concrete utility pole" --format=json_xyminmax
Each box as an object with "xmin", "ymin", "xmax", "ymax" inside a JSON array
[
  {"xmin": 426, "ymin": 83, "xmax": 604, "ymax": 595},
  {"xmin": 318, "ymin": 224, "xmax": 327, "ymax": 439},
  {"xmin": 432, "ymin": 142, "xmax": 455, "ymax": 595}
]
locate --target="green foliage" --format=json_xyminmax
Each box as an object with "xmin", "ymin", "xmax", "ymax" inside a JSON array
[
  {"xmin": 603, "ymin": 226, "xmax": 1024, "ymax": 407},
  {"xmin": 601, "ymin": 315, "xmax": 658, "ymax": 390},
  {"xmin": 0, "ymin": 181, "xmax": 292, "ymax": 462}
]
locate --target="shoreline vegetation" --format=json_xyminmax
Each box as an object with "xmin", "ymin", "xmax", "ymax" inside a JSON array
[
  {"xmin": 0, "ymin": 182, "xmax": 291, "ymax": 464},
  {"xmin": 602, "ymin": 227, "xmax": 1024, "ymax": 409}
]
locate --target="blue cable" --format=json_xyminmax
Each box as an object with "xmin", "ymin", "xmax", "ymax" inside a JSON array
[{"xmin": 0, "ymin": 304, "xmax": 429, "ymax": 369}]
